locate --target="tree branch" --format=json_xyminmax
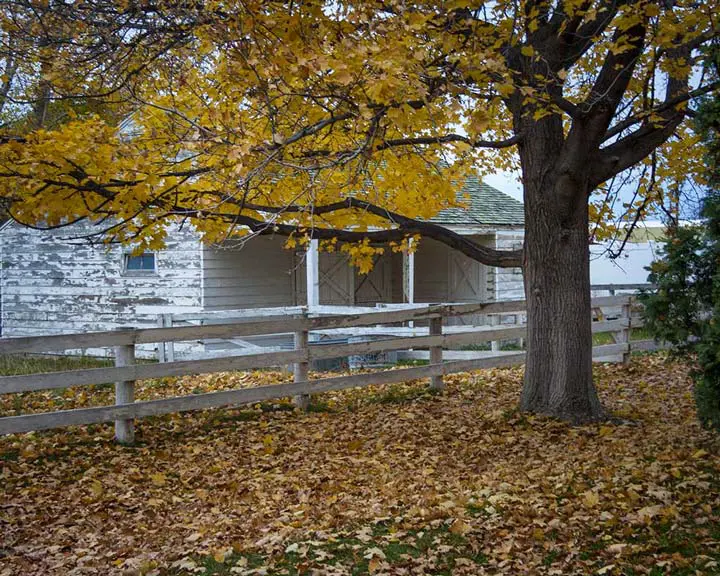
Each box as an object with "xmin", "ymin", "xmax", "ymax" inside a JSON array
[
  {"xmin": 375, "ymin": 133, "xmax": 523, "ymax": 151},
  {"xmin": 542, "ymin": 0, "xmax": 627, "ymax": 71},
  {"xmin": 602, "ymin": 80, "xmax": 720, "ymax": 142},
  {"xmin": 579, "ymin": 20, "xmax": 646, "ymax": 127},
  {"xmin": 3, "ymin": 172, "xmax": 524, "ymax": 268},
  {"xmin": 168, "ymin": 206, "xmax": 524, "ymax": 268},
  {"xmin": 196, "ymin": 196, "xmax": 524, "ymax": 268},
  {"xmin": 591, "ymin": 40, "xmax": 696, "ymax": 186}
]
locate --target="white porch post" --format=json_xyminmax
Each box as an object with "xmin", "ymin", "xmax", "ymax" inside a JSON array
[
  {"xmin": 403, "ymin": 238, "xmax": 415, "ymax": 328},
  {"xmin": 402, "ymin": 238, "xmax": 415, "ymax": 304},
  {"xmin": 306, "ymin": 238, "xmax": 320, "ymax": 309}
]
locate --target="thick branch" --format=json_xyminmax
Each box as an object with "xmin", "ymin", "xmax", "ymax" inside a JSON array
[
  {"xmin": 579, "ymin": 21, "xmax": 646, "ymax": 133},
  {"xmin": 376, "ymin": 133, "xmax": 523, "ymax": 151},
  {"xmin": 590, "ymin": 112, "xmax": 684, "ymax": 187},
  {"xmin": 591, "ymin": 43, "xmax": 695, "ymax": 185},
  {"xmin": 3, "ymin": 173, "xmax": 524, "ymax": 268},
  {"xmin": 170, "ymin": 207, "xmax": 524, "ymax": 268},
  {"xmin": 254, "ymin": 112, "xmax": 354, "ymax": 152},
  {"xmin": 541, "ymin": 0, "xmax": 627, "ymax": 71},
  {"xmin": 199, "ymin": 196, "xmax": 523, "ymax": 268}
]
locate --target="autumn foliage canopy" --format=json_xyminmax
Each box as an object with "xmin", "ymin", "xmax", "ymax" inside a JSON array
[{"xmin": 0, "ymin": 0, "xmax": 715, "ymax": 267}]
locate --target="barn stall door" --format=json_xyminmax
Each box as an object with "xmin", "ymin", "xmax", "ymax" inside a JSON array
[
  {"xmin": 354, "ymin": 254, "xmax": 392, "ymax": 305},
  {"xmin": 295, "ymin": 251, "xmax": 355, "ymax": 305},
  {"xmin": 448, "ymin": 251, "xmax": 486, "ymax": 325},
  {"xmin": 320, "ymin": 252, "xmax": 354, "ymax": 304}
]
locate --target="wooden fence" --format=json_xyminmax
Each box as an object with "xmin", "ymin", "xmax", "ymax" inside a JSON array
[
  {"xmin": 591, "ymin": 283, "xmax": 654, "ymax": 295},
  {"xmin": 156, "ymin": 284, "xmax": 653, "ymax": 361},
  {"xmin": 0, "ymin": 295, "xmax": 658, "ymax": 442}
]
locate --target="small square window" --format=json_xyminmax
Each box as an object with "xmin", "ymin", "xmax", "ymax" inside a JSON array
[{"xmin": 124, "ymin": 252, "xmax": 156, "ymax": 273}]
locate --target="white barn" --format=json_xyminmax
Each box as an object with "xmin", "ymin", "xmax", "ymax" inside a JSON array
[{"xmin": 0, "ymin": 177, "xmax": 525, "ymax": 348}]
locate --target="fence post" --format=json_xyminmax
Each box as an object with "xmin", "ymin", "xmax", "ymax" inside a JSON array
[
  {"xmin": 619, "ymin": 297, "xmax": 632, "ymax": 364},
  {"xmin": 429, "ymin": 316, "xmax": 444, "ymax": 390},
  {"xmin": 490, "ymin": 314, "xmax": 500, "ymax": 353},
  {"xmin": 156, "ymin": 315, "xmax": 166, "ymax": 363},
  {"xmin": 163, "ymin": 314, "xmax": 175, "ymax": 362},
  {"xmin": 114, "ymin": 329, "xmax": 135, "ymax": 444},
  {"xmin": 293, "ymin": 313, "xmax": 311, "ymax": 410}
]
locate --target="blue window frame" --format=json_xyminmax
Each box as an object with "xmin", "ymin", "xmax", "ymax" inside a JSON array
[{"xmin": 124, "ymin": 252, "xmax": 156, "ymax": 273}]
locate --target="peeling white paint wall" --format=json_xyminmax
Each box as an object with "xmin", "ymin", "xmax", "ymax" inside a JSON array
[{"xmin": 0, "ymin": 221, "xmax": 203, "ymax": 356}]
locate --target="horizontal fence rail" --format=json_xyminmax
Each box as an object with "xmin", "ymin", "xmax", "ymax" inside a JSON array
[
  {"xmin": 0, "ymin": 293, "xmax": 659, "ymax": 439},
  {"xmin": 591, "ymin": 283, "xmax": 654, "ymax": 291}
]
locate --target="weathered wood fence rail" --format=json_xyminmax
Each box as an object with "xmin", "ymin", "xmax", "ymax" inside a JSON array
[{"xmin": 0, "ymin": 295, "xmax": 657, "ymax": 441}]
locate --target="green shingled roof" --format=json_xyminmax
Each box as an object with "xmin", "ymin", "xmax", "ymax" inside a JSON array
[{"xmin": 429, "ymin": 176, "xmax": 525, "ymax": 227}]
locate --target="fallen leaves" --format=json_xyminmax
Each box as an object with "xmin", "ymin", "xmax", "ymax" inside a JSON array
[
  {"xmin": 0, "ymin": 354, "xmax": 718, "ymax": 575},
  {"xmin": 582, "ymin": 490, "xmax": 601, "ymax": 508},
  {"xmin": 448, "ymin": 518, "xmax": 471, "ymax": 536},
  {"xmin": 150, "ymin": 472, "xmax": 167, "ymax": 487}
]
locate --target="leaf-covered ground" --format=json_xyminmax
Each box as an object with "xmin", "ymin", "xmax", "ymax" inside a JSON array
[{"xmin": 1, "ymin": 353, "xmax": 719, "ymax": 576}]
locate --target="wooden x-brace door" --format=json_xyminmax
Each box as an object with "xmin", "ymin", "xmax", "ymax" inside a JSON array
[
  {"xmin": 319, "ymin": 252, "xmax": 354, "ymax": 304},
  {"xmin": 354, "ymin": 254, "xmax": 392, "ymax": 305},
  {"xmin": 448, "ymin": 251, "xmax": 485, "ymax": 324}
]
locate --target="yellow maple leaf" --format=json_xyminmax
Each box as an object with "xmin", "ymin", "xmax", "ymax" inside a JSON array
[
  {"xmin": 150, "ymin": 473, "xmax": 167, "ymax": 486},
  {"xmin": 89, "ymin": 479, "xmax": 103, "ymax": 499},
  {"xmin": 692, "ymin": 449, "xmax": 708, "ymax": 459},
  {"xmin": 213, "ymin": 547, "xmax": 232, "ymax": 563},
  {"xmin": 582, "ymin": 490, "xmax": 600, "ymax": 508}
]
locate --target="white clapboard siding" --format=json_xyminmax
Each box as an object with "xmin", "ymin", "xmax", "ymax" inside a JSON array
[
  {"xmin": 0, "ymin": 222, "xmax": 204, "ymax": 340},
  {"xmin": 202, "ymin": 237, "xmax": 296, "ymax": 310},
  {"xmin": 494, "ymin": 230, "xmax": 525, "ymax": 301}
]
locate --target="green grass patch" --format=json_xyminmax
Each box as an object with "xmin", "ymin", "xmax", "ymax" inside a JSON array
[
  {"xmin": 166, "ymin": 519, "xmax": 488, "ymax": 575},
  {"xmin": 593, "ymin": 327, "xmax": 653, "ymax": 346},
  {"xmin": 306, "ymin": 398, "xmax": 336, "ymax": 413},
  {"xmin": 0, "ymin": 354, "xmax": 113, "ymax": 376},
  {"xmin": 367, "ymin": 382, "xmax": 440, "ymax": 405},
  {"xmin": 395, "ymin": 359, "xmax": 430, "ymax": 367}
]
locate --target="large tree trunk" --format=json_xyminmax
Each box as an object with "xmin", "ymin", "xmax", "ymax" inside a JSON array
[{"xmin": 519, "ymin": 174, "xmax": 605, "ymax": 423}]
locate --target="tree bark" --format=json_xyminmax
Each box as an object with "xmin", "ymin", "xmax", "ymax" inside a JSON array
[{"xmin": 519, "ymin": 173, "xmax": 605, "ymax": 423}]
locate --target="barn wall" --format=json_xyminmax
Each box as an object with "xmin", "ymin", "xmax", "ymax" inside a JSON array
[
  {"xmin": 414, "ymin": 238, "xmax": 451, "ymax": 302},
  {"xmin": 390, "ymin": 236, "xmax": 495, "ymax": 304},
  {"xmin": 390, "ymin": 251, "xmax": 404, "ymax": 303},
  {"xmin": 204, "ymin": 237, "xmax": 396, "ymax": 310},
  {"xmin": 202, "ymin": 236, "xmax": 296, "ymax": 310},
  {"xmin": 494, "ymin": 230, "xmax": 525, "ymax": 301},
  {"xmin": 0, "ymin": 222, "xmax": 203, "ymax": 354},
  {"xmin": 292, "ymin": 245, "xmax": 394, "ymax": 306},
  {"xmin": 589, "ymin": 241, "xmax": 658, "ymax": 286}
]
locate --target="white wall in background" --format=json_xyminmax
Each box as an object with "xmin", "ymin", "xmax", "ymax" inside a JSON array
[{"xmin": 590, "ymin": 242, "xmax": 660, "ymax": 285}]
